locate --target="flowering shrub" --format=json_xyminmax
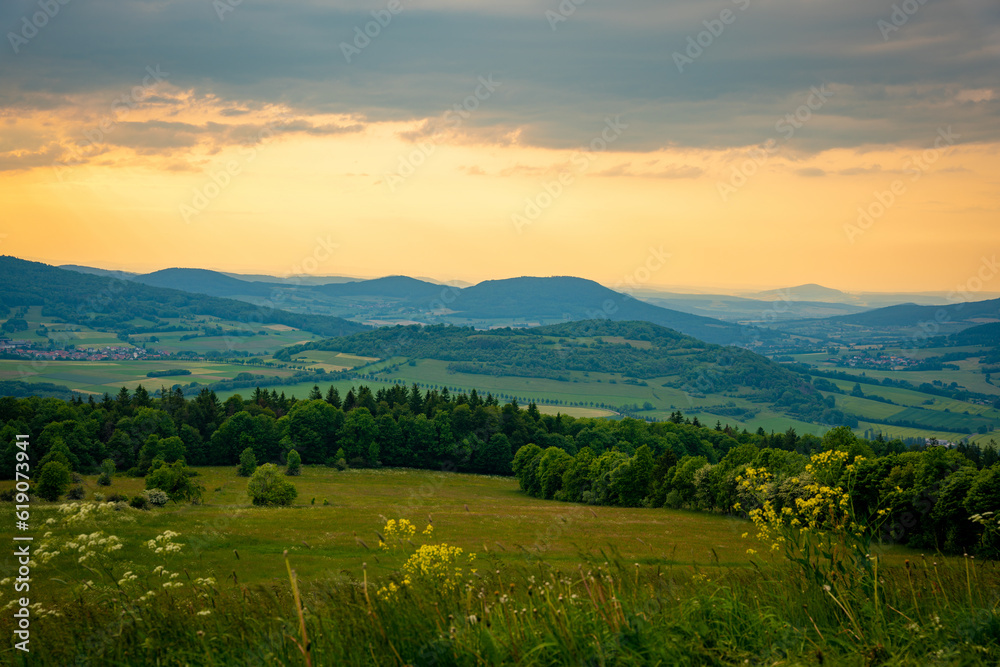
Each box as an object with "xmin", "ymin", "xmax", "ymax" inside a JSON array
[
  {"xmin": 143, "ymin": 489, "xmax": 170, "ymax": 507},
  {"xmin": 737, "ymin": 451, "xmax": 889, "ymax": 589},
  {"xmin": 378, "ymin": 518, "xmax": 432, "ymax": 550},
  {"xmin": 402, "ymin": 544, "xmax": 476, "ymax": 592}
]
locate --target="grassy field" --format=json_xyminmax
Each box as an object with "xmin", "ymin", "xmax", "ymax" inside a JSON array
[
  {"xmin": 0, "ymin": 467, "xmax": 768, "ymax": 594},
  {"xmin": 787, "ymin": 347, "xmax": 1000, "ymax": 443},
  {"xmin": 0, "ymin": 359, "xmax": 304, "ymax": 395},
  {"xmin": 1, "ymin": 308, "xmax": 324, "ymax": 355},
  {"xmin": 0, "ymin": 466, "xmax": 952, "ymax": 595},
  {"xmin": 1, "ymin": 467, "xmax": 997, "ymax": 665}
]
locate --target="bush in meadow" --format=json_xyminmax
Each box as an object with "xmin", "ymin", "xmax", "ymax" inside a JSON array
[
  {"xmin": 248, "ymin": 463, "xmax": 298, "ymax": 506},
  {"xmin": 237, "ymin": 447, "xmax": 257, "ymax": 477},
  {"xmin": 143, "ymin": 488, "xmax": 170, "ymax": 507},
  {"xmin": 36, "ymin": 461, "xmax": 71, "ymax": 501},
  {"xmin": 146, "ymin": 460, "xmax": 203, "ymax": 503},
  {"xmin": 97, "ymin": 458, "xmax": 116, "ymax": 486},
  {"xmin": 286, "ymin": 449, "xmax": 301, "ymax": 476}
]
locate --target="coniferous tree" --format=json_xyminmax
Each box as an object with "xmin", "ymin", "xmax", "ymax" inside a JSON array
[{"xmin": 325, "ymin": 385, "xmax": 342, "ymax": 409}]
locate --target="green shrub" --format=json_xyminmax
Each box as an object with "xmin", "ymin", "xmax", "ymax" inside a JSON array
[
  {"xmin": 146, "ymin": 460, "xmax": 203, "ymax": 503},
  {"xmin": 129, "ymin": 495, "xmax": 150, "ymax": 510},
  {"xmin": 237, "ymin": 447, "xmax": 257, "ymax": 477},
  {"xmin": 247, "ymin": 463, "xmax": 297, "ymax": 506},
  {"xmin": 97, "ymin": 458, "xmax": 116, "ymax": 486},
  {"xmin": 66, "ymin": 486, "xmax": 85, "ymax": 500},
  {"xmin": 36, "ymin": 461, "xmax": 71, "ymax": 501},
  {"xmin": 286, "ymin": 449, "xmax": 301, "ymax": 476}
]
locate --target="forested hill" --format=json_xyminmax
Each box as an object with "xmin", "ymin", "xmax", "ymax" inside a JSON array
[
  {"xmin": 945, "ymin": 322, "xmax": 1000, "ymax": 347},
  {"xmin": 446, "ymin": 277, "xmax": 758, "ymax": 345},
  {"xmin": 0, "ymin": 256, "xmax": 367, "ymax": 338},
  {"xmin": 131, "ymin": 268, "xmax": 283, "ymax": 298},
  {"xmin": 830, "ymin": 296, "xmax": 1000, "ymax": 327},
  {"xmin": 277, "ymin": 320, "xmax": 843, "ymax": 424}
]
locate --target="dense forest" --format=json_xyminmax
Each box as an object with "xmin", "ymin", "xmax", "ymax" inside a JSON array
[{"xmin": 3, "ymin": 379, "xmax": 998, "ymax": 558}]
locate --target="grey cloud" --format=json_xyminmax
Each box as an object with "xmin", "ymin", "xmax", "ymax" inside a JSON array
[{"xmin": 0, "ymin": 0, "xmax": 997, "ymax": 154}]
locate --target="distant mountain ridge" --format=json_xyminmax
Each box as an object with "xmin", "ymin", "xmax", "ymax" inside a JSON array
[
  {"xmin": 59, "ymin": 264, "xmax": 138, "ymax": 280},
  {"xmin": 0, "ymin": 257, "xmax": 367, "ymax": 338},
  {"xmin": 60, "ymin": 265, "xmax": 760, "ymax": 346},
  {"xmin": 133, "ymin": 268, "xmax": 284, "ymax": 298}
]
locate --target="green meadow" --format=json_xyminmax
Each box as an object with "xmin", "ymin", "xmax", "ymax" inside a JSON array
[{"xmin": 1, "ymin": 467, "xmax": 770, "ymax": 594}]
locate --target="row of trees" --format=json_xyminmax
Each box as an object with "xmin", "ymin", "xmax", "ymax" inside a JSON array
[
  {"xmin": 5, "ymin": 383, "xmax": 999, "ymax": 555},
  {"xmin": 6, "ymin": 381, "xmax": 999, "ymax": 483},
  {"xmin": 512, "ymin": 426, "xmax": 1000, "ymax": 556}
]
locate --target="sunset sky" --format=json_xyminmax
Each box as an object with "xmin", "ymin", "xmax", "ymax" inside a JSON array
[{"xmin": 1, "ymin": 0, "xmax": 997, "ymax": 293}]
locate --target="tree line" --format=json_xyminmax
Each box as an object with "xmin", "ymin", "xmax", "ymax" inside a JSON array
[
  {"xmin": 511, "ymin": 425, "xmax": 1000, "ymax": 557},
  {"xmin": 4, "ymin": 381, "xmax": 999, "ymax": 556}
]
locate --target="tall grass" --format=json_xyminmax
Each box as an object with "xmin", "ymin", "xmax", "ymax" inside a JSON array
[{"xmin": 4, "ymin": 545, "xmax": 998, "ymax": 665}]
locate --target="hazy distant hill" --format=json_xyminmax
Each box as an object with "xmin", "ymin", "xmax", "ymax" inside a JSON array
[
  {"xmin": 632, "ymin": 292, "xmax": 867, "ymax": 322},
  {"xmin": 133, "ymin": 268, "xmax": 282, "ymax": 298},
  {"xmin": 223, "ymin": 272, "xmax": 360, "ymax": 285},
  {"xmin": 60, "ymin": 264, "xmax": 138, "ymax": 280},
  {"xmin": 311, "ymin": 275, "xmax": 445, "ymax": 299},
  {"xmin": 0, "ymin": 257, "xmax": 367, "ymax": 338},
  {"xmin": 751, "ymin": 283, "xmax": 850, "ymax": 302},
  {"xmin": 739, "ymin": 283, "xmax": 963, "ymax": 308}
]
